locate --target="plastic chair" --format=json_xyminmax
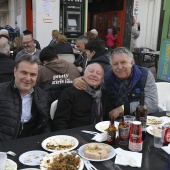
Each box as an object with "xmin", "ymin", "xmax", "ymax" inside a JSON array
[
  {"xmin": 57, "ymin": 54, "xmax": 75, "ymax": 63},
  {"xmin": 155, "ymin": 82, "xmax": 170, "ymax": 111},
  {"xmin": 50, "ymin": 100, "xmax": 58, "ymax": 120}
]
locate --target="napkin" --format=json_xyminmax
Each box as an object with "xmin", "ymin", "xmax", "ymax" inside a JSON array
[
  {"xmin": 0, "ymin": 152, "xmax": 7, "ymax": 170},
  {"xmin": 91, "ymin": 131, "xmax": 107, "ymax": 142},
  {"xmin": 115, "ymin": 148, "xmax": 142, "ymax": 168},
  {"xmin": 162, "ymin": 143, "xmax": 170, "ymax": 155}
]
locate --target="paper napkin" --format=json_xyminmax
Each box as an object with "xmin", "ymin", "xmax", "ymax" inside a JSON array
[
  {"xmin": 115, "ymin": 148, "xmax": 142, "ymax": 168},
  {"xmin": 162, "ymin": 143, "xmax": 170, "ymax": 155},
  {"xmin": 91, "ymin": 131, "xmax": 107, "ymax": 142}
]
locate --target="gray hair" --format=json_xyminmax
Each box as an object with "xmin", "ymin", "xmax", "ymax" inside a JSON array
[
  {"xmin": 15, "ymin": 54, "xmax": 40, "ymax": 69},
  {"xmin": 84, "ymin": 63, "xmax": 104, "ymax": 76},
  {"xmin": 76, "ymin": 35, "xmax": 88, "ymax": 43},
  {"xmin": 111, "ymin": 47, "xmax": 134, "ymax": 61},
  {"xmin": 0, "ymin": 39, "xmax": 10, "ymax": 54}
]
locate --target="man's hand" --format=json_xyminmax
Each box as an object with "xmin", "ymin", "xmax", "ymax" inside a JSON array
[
  {"xmin": 109, "ymin": 106, "xmax": 124, "ymax": 120},
  {"xmin": 73, "ymin": 77, "xmax": 88, "ymax": 90}
]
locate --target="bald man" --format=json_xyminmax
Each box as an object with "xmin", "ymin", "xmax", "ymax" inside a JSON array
[{"xmin": 52, "ymin": 63, "xmax": 113, "ymax": 131}]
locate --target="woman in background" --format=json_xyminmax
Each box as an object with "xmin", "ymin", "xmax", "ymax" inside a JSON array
[{"xmin": 105, "ymin": 28, "xmax": 117, "ymax": 53}]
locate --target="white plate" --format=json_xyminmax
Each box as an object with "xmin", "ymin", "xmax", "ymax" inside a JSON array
[
  {"xmin": 78, "ymin": 143, "xmax": 116, "ymax": 162},
  {"xmin": 41, "ymin": 135, "xmax": 79, "ymax": 153},
  {"xmin": 95, "ymin": 121, "xmax": 119, "ymax": 133},
  {"xmin": 6, "ymin": 159, "xmax": 17, "ymax": 170},
  {"xmin": 21, "ymin": 169, "xmax": 40, "ymax": 170},
  {"xmin": 40, "ymin": 152, "xmax": 84, "ymax": 170},
  {"xmin": 19, "ymin": 150, "xmax": 48, "ymax": 166},
  {"xmin": 146, "ymin": 125, "xmax": 154, "ymax": 136},
  {"xmin": 147, "ymin": 116, "xmax": 163, "ymax": 125}
]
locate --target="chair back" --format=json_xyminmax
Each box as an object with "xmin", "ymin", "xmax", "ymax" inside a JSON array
[
  {"xmin": 50, "ymin": 100, "xmax": 58, "ymax": 120},
  {"xmin": 57, "ymin": 54, "xmax": 75, "ymax": 63},
  {"xmin": 155, "ymin": 82, "xmax": 170, "ymax": 111},
  {"xmin": 132, "ymin": 52, "xmax": 143, "ymax": 66}
]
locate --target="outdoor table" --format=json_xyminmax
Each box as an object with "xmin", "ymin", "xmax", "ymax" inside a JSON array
[{"xmin": 0, "ymin": 111, "xmax": 169, "ymax": 170}]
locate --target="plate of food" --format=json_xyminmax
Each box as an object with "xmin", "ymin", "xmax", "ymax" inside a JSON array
[
  {"xmin": 147, "ymin": 116, "xmax": 163, "ymax": 125},
  {"xmin": 40, "ymin": 151, "xmax": 84, "ymax": 170},
  {"xmin": 41, "ymin": 135, "xmax": 79, "ymax": 153},
  {"xmin": 6, "ymin": 159, "xmax": 17, "ymax": 170},
  {"xmin": 78, "ymin": 142, "xmax": 116, "ymax": 162},
  {"xmin": 19, "ymin": 150, "xmax": 48, "ymax": 166},
  {"xmin": 146, "ymin": 125, "xmax": 154, "ymax": 136},
  {"xmin": 95, "ymin": 121, "xmax": 119, "ymax": 133}
]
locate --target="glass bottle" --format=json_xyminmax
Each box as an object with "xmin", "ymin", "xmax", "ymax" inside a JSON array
[
  {"xmin": 107, "ymin": 116, "xmax": 116, "ymax": 145},
  {"xmin": 136, "ymin": 91, "xmax": 147, "ymax": 140},
  {"xmin": 118, "ymin": 112, "xmax": 125, "ymax": 129}
]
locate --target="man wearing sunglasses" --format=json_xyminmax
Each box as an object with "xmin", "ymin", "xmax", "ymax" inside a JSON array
[{"xmin": 15, "ymin": 34, "xmax": 41, "ymax": 63}]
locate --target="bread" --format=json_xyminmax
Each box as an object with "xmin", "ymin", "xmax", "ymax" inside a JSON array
[{"xmin": 83, "ymin": 143, "xmax": 110, "ymax": 160}]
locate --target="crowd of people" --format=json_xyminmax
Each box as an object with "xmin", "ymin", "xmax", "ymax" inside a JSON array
[{"xmin": 0, "ymin": 25, "xmax": 158, "ymax": 142}]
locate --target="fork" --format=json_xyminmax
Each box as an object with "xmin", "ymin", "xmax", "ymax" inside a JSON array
[
  {"xmin": 6, "ymin": 151, "xmax": 16, "ymax": 156},
  {"xmin": 83, "ymin": 159, "xmax": 98, "ymax": 170}
]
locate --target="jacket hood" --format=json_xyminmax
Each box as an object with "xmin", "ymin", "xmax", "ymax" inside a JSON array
[{"xmin": 44, "ymin": 59, "xmax": 69, "ymax": 74}]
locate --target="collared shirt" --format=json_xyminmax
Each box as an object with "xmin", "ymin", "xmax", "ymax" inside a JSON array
[{"xmin": 21, "ymin": 88, "xmax": 34, "ymax": 123}]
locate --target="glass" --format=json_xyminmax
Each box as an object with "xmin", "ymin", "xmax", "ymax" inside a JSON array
[
  {"xmin": 118, "ymin": 123, "xmax": 130, "ymax": 145},
  {"xmin": 153, "ymin": 125, "xmax": 166, "ymax": 148},
  {"xmin": 166, "ymin": 96, "xmax": 170, "ymax": 116},
  {"xmin": 0, "ymin": 152, "xmax": 7, "ymax": 170},
  {"xmin": 22, "ymin": 40, "xmax": 33, "ymax": 46},
  {"xmin": 124, "ymin": 115, "xmax": 135, "ymax": 125}
]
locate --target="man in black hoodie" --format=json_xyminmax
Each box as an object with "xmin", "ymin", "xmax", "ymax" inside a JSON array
[{"xmin": 85, "ymin": 39, "xmax": 112, "ymax": 73}]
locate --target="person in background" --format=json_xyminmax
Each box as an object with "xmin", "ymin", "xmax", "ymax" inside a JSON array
[
  {"xmin": 15, "ymin": 34, "xmax": 41, "ymax": 63},
  {"xmin": 73, "ymin": 47, "xmax": 158, "ymax": 119},
  {"xmin": 105, "ymin": 28, "xmax": 117, "ymax": 53},
  {"xmin": 52, "ymin": 63, "xmax": 113, "ymax": 131},
  {"xmin": 49, "ymin": 30, "xmax": 60, "ymax": 45},
  {"xmin": 73, "ymin": 35, "xmax": 88, "ymax": 75},
  {"xmin": 36, "ymin": 46, "xmax": 80, "ymax": 89},
  {"xmin": 52, "ymin": 34, "xmax": 73, "ymax": 54},
  {"xmin": 0, "ymin": 35, "xmax": 16, "ymax": 83},
  {"xmin": 12, "ymin": 37, "xmax": 23, "ymax": 60},
  {"xmin": 0, "ymin": 29, "xmax": 9, "ymax": 38},
  {"xmin": 23, "ymin": 30, "xmax": 41, "ymax": 50},
  {"xmin": 90, "ymin": 29, "xmax": 99, "ymax": 39},
  {"xmin": 130, "ymin": 16, "xmax": 140, "ymax": 52},
  {"xmin": 85, "ymin": 38, "xmax": 112, "ymax": 73},
  {"xmin": 0, "ymin": 54, "xmax": 50, "ymax": 142}
]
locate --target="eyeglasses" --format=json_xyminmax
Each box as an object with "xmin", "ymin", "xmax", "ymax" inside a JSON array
[{"xmin": 22, "ymin": 40, "xmax": 33, "ymax": 46}]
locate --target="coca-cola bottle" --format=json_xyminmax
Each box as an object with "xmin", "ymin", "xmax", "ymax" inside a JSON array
[{"xmin": 136, "ymin": 91, "xmax": 147, "ymax": 140}]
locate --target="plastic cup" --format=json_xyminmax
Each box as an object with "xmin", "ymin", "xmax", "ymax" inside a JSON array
[
  {"xmin": 153, "ymin": 125, "xmax": 166, "ymax": 148},
  {"xmin": 0, "ymin": 152, "xmax": 7, "ymax": 170},
  {"xmin": 124, "ymin": 115, "xmax": 135, "ymax": 125},
  {"xmin": 118, "ymin": 124, "xmax": 130, "ymax": 145}
]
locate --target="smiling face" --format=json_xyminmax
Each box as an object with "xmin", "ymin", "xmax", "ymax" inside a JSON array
[
  {"xmin": 14, "ymin": 61, "xmax": 39, "ymax": 96},
  {"xmin": 83, "ymin": 63, "xmax": 104, "ymax": 89},
  {"xmin": 111, "ymin": 53, "xmax": 134, "ymax": 80}
]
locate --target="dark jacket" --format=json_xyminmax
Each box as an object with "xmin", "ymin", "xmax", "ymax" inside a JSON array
[
  {"xmin": 87, "ymin": 49, "xmax": 112, "ymax": 73},
  {"xmin": 0, "ymin": 79, "xmax": 50, "ymax": 142},
  {"xmin": 104, "ymin": 65, "xmax": 148, "ymax": 114},
  {"xmin": 52, "ymin": 87, "xmax": 113, "ymax": 131},
  {"xmin": 52, "ymin": 43, "xmax": 73, "ymax": 54},
  {"xmin": 0, "ymin": 53, "xmax": 16, "ymax": 84}
]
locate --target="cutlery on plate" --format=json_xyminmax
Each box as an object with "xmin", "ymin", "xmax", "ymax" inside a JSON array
[
  {"xmin": 6, "ymin": 151, "xmax": 16, "ymax": 156},
  {"xmin": 81, "ymin": 130, "xmax": 98, "ymax": 135}
]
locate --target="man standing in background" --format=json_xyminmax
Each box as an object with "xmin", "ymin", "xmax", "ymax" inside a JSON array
[{"xmin": 130, "ymin": 16, "xmax": 140, "ymax": 52}]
